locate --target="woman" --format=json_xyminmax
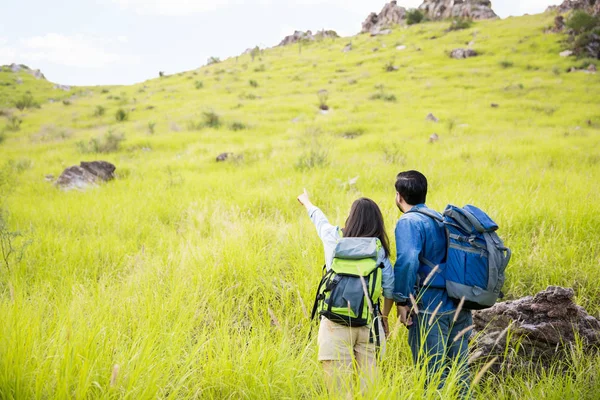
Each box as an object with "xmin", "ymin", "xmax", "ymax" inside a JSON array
[{"xmin": 297, "ymin": 189, "xmax": 395, "ymax": 395}]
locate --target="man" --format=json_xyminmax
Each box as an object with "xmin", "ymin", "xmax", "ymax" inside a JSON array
[{"xmin": 387, "ymin": 170, "xmax": 472, "ymax": 393}]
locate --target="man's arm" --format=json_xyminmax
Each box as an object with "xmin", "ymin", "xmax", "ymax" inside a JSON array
[{"xmin": 393, "ymin": 217, "xmax": 423, "ymax": 304}]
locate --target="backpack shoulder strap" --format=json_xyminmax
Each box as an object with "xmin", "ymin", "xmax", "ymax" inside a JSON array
[{"xmin": 406, "ymin": 207, "xmax": 444, "ymax": 222}]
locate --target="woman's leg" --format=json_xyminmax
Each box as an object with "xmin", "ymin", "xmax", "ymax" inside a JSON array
[
  {"xmin": 354, "ymin": 326, "xmax": 377, "ymax": 394},
  {"xmin": 318, "ymin": 318, "xmax": 357, "ymax": 397}
]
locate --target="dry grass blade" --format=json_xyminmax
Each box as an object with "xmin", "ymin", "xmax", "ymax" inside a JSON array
[
  {"xmin": 110, "ymin": 364, "xmax": 119, "ymax": 387},
  {"xmin": 453, "ymin": 296, "xmax": 465, "ymax": 323},
  {"xmin": 297, "ymin": 289, "xmax": 308, "ymax": 319},
  {"xmin": 268, "ymin": 308, "xmax": 281, "ymax": 329},
  {"xmin": 493, "ymin": 323, "xmax": 512, "ymax": 348},
  {"xmin": 390, "ymin": 318, "xmax": 402, "ymax": 339},
  {"xmin": 467, "ymin": 350, "xmax": 484, "ymax": 365},
  {"xmin": 358, "ymin": 270, "xmax": 374, "ymax": 315},
  {"xmin": 453, "ymin": 324, "xmax": 475, "ymax": 343},
  {"xmin": 409, "ymin": 293, "xmax": 419, "ymax": 315},
  {"xmin": 472, "ymin": 356, "xmax": 498, "ymax": 386},
  {"xmin": 422, "ymin": 265, "xmax": 440, "ymax": 287},
  {"xmin": 428, "ymin": 301, "xmax": 443, "ymax": 326}
]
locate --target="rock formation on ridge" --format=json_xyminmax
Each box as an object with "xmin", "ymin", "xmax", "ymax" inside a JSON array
[
  {"xmin": 548, "ymin": 0, "xmax": 600, "ymax": 16},
  {"xmin": 278, "ymin": 30, "xmax": 339, "ymax": 46},
  {"xmin": 419, "ymin": 0, "xmax": 498, "ymax": 21},
  {"xmin": 361, "ymin": 1, "xmax": 407, "ymax": 35}
]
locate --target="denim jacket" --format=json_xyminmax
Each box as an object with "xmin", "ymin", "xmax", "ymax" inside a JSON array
[
  {"xmin": 307, "ymin": 206, "xmax": 395, "ymax": 299},
  {"xmin": 393, "ymin": 204, "xmax": 457, "ymax": 313}
]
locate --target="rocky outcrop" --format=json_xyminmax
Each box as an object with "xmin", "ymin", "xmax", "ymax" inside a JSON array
[
  {"xmin": 4, "ymin": 63, "xmax": 46, "ymax": 80},
  {"xmin": 472, "ymin": 286, "xmax": 600, "ymax": 368},
  {"xmin": 55, "ymin": 161, "xmax": 116, "ymax": 191},
  {"xmin": 548, "ymin": 0, "xmax": 600, "ymax": 16},
  {"xmin": 361, "ymin": 1, "xmax": 407, "ymax": 35},
  {"xmin": 278, "ymin": 30, "xmax": 338, "ymax": 46},
  {"xmin": 418, "ymin": 0, "xmax": 498, "ymax": 21}
]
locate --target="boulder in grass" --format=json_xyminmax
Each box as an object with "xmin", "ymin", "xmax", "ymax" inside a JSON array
[
  {"xmin": 216, "ymin": 152, "xmax": 232, "ymax": 162},
  {"xmin": 55, "ymin": 161, "xmax": 116, "ymax": 191},
  {"xmin": 472, "ymin": 286, "xmax": 600, "ymax": 369},
  {"xmin": 450, "ymin": 48, "xmax": 478, "ymax": 59}
]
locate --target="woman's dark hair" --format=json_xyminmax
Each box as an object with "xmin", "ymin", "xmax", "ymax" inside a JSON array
[
  {"xmin": 342, "ymin": 198, "xmax": 391, "ymax": 257},
  {"xmin": 395, "ymin": 170, "xmax": 427, "ymax": 205}
]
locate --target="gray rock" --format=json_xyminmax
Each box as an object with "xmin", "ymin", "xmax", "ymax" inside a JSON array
[
  {"xmin": 54, "ymin": 84, "xmax": 71, "ymax": 91},
  {"xmin": 342, "ymin": 43, "xmax": 352, "ymax": 53},
  {"xmin": 419, "ymin": 0, "xmax": 498, "ymax": 21},
  {"xmin": 15, "ymin": 78, "xmax": 23, "ymax": 85},
  {"xmin": 472, "ymin": 286, "xmax": 600, "ymax": 368},
  {"xmin": 55, "ymin": 161, "xmax": 116, "ymax": 191},
  {"xmin": 450, "ymin": 48, "xmax": 478, "ymax": 59},
  {"xmin": 429, "ymin": 133, "xmax": 439, "ymax": 143},
  {"xmin": 361, "ymin": 1, "xmax": 407, "ymax": 35},
  {"xmin": 216, "ymin": 152, "xmax": 232, "ymax": 162},
  {"xmin": 560, "ymin": 50, "xmax": 574, "ymax": 57},
  {"xmin": 426, "ymin": 113, "xmax": 439, "ymax": 122}
]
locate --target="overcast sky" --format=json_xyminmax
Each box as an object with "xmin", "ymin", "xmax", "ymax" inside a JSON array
[{"xmin": 0, "ymin": 0, "xmax": 560, "ymax": 86}]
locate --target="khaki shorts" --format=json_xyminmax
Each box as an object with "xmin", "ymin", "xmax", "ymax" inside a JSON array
[{"xmin": 317, "ymin": 317, "xmax": 376, "ymax": 363}]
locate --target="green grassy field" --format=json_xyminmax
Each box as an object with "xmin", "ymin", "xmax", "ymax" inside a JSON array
[{"xmin": 1, "ymin": 11, "xmax": 600, "ymax": 399}]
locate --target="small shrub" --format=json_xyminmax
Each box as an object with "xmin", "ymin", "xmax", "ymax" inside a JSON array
[
  {"xmin": 566, "ymin": 10, "xmax": 600, "ymax": 34},
  {"xmin": 115, "ymin": 108, "xmax": 128, "ymax": 122},
  {"xmin": 62, "ymin": 99, "xmax": 71, "ymax": 106},
  {"xmin": 499, "ymin": 60, "xmax": 514, "ymax": 69},
  {"xmin": 448, "ymin": 18, "xmax": 473, "ymax": 31},
  {"xmin": 101, "ymin": 89, "xmax": 110, "ymax": 94},
  {"xmin": 370, "ymin": 85, "xmax": 396, "ymax": 102},
  {"xmin": 195, "ymin": 80, "xmax": 204, "ymax": 89},
  {"xmin": 406, "ymin": 9, "xmax": 425, "ymax": 25},
  {"xmin": 249, "ymin": 79, "xmax": 259, "ymax": 88},
  {"xmin": 385, "ymin": 60, "xmax": 398, "ymax": 72},
  {"xmin": 0, "ymin": 131, "xmax": 5, "ymax": 145},
  {"xmin": 295, "ymin": 148, "xmax": 328, "ymax": 170},
  {"xmin": 6, "ymin": 116, "xmax": 22, "ymax": 132},
  {"xmin": 14, "ymin": 94, "xmax": 39, "ymax": 111},
  {"xmin": 254, "ymin": 64, "xmax": 266, "ymax": 72},
  {"xmin": 230, "ymin": 121, "xmax": 247, "ymax": 131},
  {"xmin": 77, "ymin": 130, "xmax": 125, "ymax": 153},
  {"xmin": 552, "ymin": 66, "xmax": 561, "ymax": 75},
  {"xmin": 207, "ymin": 57, "xmax": 221, "ymax": 65},
  {"xmin": 203, "ymin": 111, "xmax": 221, "ymax": 128},
  {"xmin": 148, "ymin": 122, "xmax": 156, "ymax": 134},
  {"xmin": 94, "ymin": 105, "xmax": 106, "ymax": 117},
  {"xmin": 159, "ymin": 71, "xmax": 165, "ymax": 77}
]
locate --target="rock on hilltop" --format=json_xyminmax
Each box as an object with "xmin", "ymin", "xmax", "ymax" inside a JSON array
[
  {"xmin": 361, "ymin": 1, "xmax": 407, "ymax": 35},
  {"xmin": 419, "ymin": 0, "xmax": 498, "ymax": 21},
  {"xmin": 2, "ymin": 63, "xmax": 46, "ymax": 80},
  {"xmin": 548, "ymin": 0, "xmax": 600, "ymax": 15},
  {"xmin": 278, "ymin": 30, "xmax": 338, "ymax": 46}
]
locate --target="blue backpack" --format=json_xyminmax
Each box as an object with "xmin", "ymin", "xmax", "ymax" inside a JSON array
[{"xmin": 409, "ymin": 205, "xmax": 511, "ymax": 310}]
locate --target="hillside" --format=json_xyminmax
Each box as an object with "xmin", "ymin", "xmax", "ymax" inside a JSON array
[{"xmin": 1, "ymin": 11, "xmax": 600, "ymax": 399}]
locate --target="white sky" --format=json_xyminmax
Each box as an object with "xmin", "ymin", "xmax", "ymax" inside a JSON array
[{"xmin": 0, "ymin": 0, "xmax": 560, "ymax": 86}]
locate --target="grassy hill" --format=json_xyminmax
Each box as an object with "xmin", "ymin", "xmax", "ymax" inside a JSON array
[{"xmin": 1, "ymin": 12, "xmax": 599, "ymax": 399}]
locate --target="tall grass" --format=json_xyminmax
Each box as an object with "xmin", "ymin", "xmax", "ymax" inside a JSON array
[{"xmin": 0, "ymin": 12, "xmax": 599, "ymax": 399}]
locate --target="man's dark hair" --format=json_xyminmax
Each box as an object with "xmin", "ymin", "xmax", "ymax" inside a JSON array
[
  {"xmin": 343, "ymin": 198, "xmax": 391, "ymax": 257},
  {"xmin": 395, "ymin": 170, "xmax": 428, "ymax": 205}
]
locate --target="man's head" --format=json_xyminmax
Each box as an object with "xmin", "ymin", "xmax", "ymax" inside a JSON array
[{"xmin": 395, "ymin": 170, "xmax": 428, "ymax": 212}]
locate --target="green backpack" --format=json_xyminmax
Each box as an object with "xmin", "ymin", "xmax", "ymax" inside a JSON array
[{"xmin": 310, "ymin": 237, "xmax": 384, "ymax": 327}]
